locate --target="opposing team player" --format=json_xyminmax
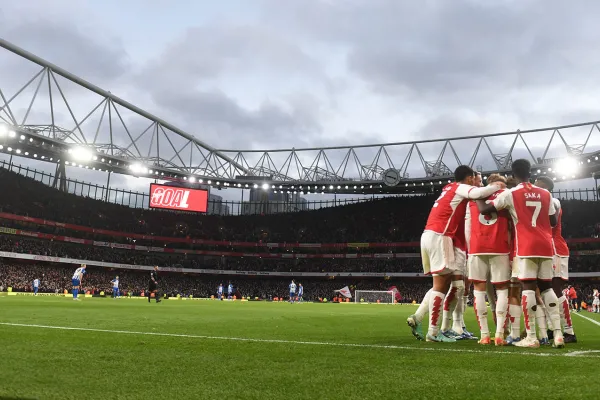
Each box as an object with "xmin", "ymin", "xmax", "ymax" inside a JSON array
[
  {"xmin": 227, "ymin": 281, "xmax": 234, "ymax": 300},
  {"xmin": 593, "ymin": 289, "xmax": 599, "ymax": 313},
  {"xmin": 289, "ymin": 280, "xmax": 297, "ymax": 303},
  {"xmin": 407, "ymin": 165, "xmax": 502, "ymax": 342},
  {"xmin": 298, "ymin": 283, "xmax": 304, "ymax": 302},
  {"xmin": 466, "ymin": 174, "xmax": 511, "ymax": 345},
  {"xmin": 111, "ymin": 275, "xmax": 120, "ymax": 299},
  {"xmin": 217, "ymin": 283, "xmax": 224, "ymax": 300},
  {"xmin": 33, "ymin": 278, "xmax": 40, "ymax": 296},
  {"xmin": 477, "ymin": 159, "xmax": 564, "ymax": 348},
  {"xmin": 534, "ymin": 176, "xmax": 577, "ymax": 343},
  {"xmin": 72, "ymin": 264, "xmax": 86, "ymax": 301}
]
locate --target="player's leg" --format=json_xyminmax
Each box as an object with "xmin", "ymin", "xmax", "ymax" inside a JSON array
[
  {"xmin": 535, "ymin": 288, "xmax": 550, "ymax": 345},
  {"xmin": 486, "ymin": 280, "xmax": 497, "ymax": 327},
  {"xmin": 72, "ymin": 279, "xmax": 80, "ymax": 300},
  {"xmin": 468, "ymin": 255, "xmax": 491, "ymax": 344},
  {"xmin": 514, "ymin": 258, "xmax": 540, "ymax": 348},
  {"xmin": 442, "ymin": 248, "xmax": 467, "ymax": 338},
  {"xmin": 408, "ymin": 233, "xmax": 434, "ymax": 341},
  {"xmin": 506, "ymin": 258, "xmax": 522, "ymax": 345},
  {"xmin": 538, "ymin": 258, "xmax": 564, "ymax": 348},
  {"xmin": 490, "ymin": 255, "xmax": 510, "ymax": 346}
]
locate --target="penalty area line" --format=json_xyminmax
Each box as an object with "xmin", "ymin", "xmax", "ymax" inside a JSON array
[{"xmin": 0, "ymin": 322, "xmax": 597, "ymax": 358}]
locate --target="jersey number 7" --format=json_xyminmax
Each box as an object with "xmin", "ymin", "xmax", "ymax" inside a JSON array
[{"xmin": 525, "ymin": 201, "xmax": 541, "ymax": 227}]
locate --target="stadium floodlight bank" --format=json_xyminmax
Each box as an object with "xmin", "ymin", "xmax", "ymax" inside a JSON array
[{"xmin": 354, "ymin": 290, "xmax": 395, "ymax": 304}]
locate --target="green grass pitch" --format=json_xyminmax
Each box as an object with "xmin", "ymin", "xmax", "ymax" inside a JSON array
[{"xmin": 1, "ymin": 297, "xmax": 600, "ymax": 400}]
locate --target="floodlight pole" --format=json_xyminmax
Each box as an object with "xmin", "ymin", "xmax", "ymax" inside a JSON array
[{"xmin": 105, "ymin": 171, "xmax": 112, "ymax": 202}]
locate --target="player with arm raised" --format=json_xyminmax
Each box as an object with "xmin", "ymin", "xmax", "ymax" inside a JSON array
[
  {"xmin": 71, "ymin": 264, "xmax": 86, "ymax": 301},
  {"xmin": 407, "ymin": 165, "xmax": 502, "ymax": 342},
  {"xmin": 148, "ymin": 266, "xmax": 161, "ymax": 304},
  {"xmin": 467, "ymin": 174, "xmax": 511, "ymax": 346},
  {"xmin": 534, "ymin": 177, "xmax": 577, "ymax": 343},
  {"xmin": 111, "ymin": 276, "xmax": 120, "ymax": 299},
  {"xmin": 477, "ymin": 159, "xmax": 564, "ymax": 348}
]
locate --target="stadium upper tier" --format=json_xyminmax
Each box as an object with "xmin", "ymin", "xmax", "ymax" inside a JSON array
[
  {"xmin": 2, "ymin": 39, "xmax": 600, "ymax": 195},
  {"xmin": 1, "ymin": 169, "xmax": 600, "ymax": 245}
]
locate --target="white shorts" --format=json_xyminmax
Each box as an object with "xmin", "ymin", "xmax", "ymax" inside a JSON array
[
  {"xmin": 515, "ymin": 257, "xmax": 553, "ymax": 281},
  {"xmin": 511, "ymin": 258, "xmax": 519, "ymax": 280},
  {"xmin": 593, "ymin": 299, "xmax": 600, "ymax": 306},
  {"xmin": 421, "ymin": 231, "xmax": 466, "ymax": 276},
  {"xmin": 552, "ymin": 256, "xmax": 569, "ymax": 281},
  {"xmin": 468, "ymin": 254, "xmax": 511, "ymax": 285}
]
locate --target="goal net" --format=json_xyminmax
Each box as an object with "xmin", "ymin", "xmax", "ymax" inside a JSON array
[{"xmin": 354, "ymin": 290, "xmax": 395, "ymax": 304}]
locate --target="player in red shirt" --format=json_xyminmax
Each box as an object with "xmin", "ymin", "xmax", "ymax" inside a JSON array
[
  {"xmin": 466, "ymin": 174, "xmax": 511, "ymax": 346},
  {"xmin": 407, "ymin": 165, "xmax": 502, "ymax": 343},
  {"xmin": 477, "ymin": 159, "xmax": 564, "ymax": 348},
  {"xmin": 534, "ymin": 177, "xmax": 577, "ymax": 343}
]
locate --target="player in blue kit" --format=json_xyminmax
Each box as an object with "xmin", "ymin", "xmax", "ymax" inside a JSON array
[
  {"xmin": 33, "ymin": 278, "xmax": 39, "ymax": 295},
  {"xmin": 72, "ymin": 264, "xmax": 86, "ymax": 301},
  {"xmin": 111, "ymin": 276, "xmax": 120, "ymax": 299},
  {"xmin": 298, "ymin": 283, "xmax": 304, "ymax": 302},
  {"xmin": 217, "ymin": 283, "xmax": 224, "ymax": 300},
  {"xmin": 289, "ymin": 280, "xmax": 297, "ymax": 303},
  {"xmin": 227, "ymin": 282, "xmax": 233, "ymax": 299}
]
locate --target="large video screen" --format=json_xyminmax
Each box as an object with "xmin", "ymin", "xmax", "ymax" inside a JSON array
[{"xmin": 149, "ymin": 183, "xmax": 208, "ymax": 213}]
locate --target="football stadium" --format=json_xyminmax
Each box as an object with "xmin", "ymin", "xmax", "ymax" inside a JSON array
[{"xmin": 2, "ymin": 3, "xmax": 600, "ymax": 399}]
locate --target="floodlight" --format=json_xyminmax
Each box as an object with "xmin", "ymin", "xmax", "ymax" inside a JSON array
[
  {"xmin": 262, "ymin": 183, "xmax": 269, "ymax": 190},
  {"xmin": 71, "ymin": 147, "xmax": 93, "ymax": 161},
  {"xmin": 555, "ymin": 157, "xmax": 579, "ymax": 176}
]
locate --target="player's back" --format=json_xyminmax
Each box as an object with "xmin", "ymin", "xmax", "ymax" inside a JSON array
[
  {"xmin": 468, "ymin": 189, "xmax": 511, "ymax": 255},
  {"xmin": 551, "ymin": 198, "xmax": 569, "ymax": 257},
  {"xmin": 424, "ymin": 182, "xmax": 468, "ymax": 238},
  {"xmin": 507, "ymin": 183, "xmax": 554, "ymax": 258},
  {"xmin": 72, "ymin": 267, "xmax": 84, "ymax": 280}
]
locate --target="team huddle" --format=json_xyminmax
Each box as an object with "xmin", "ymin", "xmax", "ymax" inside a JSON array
[{"xmin": 408, "ymin": 159, "xmax": 577, "ymax": 348}]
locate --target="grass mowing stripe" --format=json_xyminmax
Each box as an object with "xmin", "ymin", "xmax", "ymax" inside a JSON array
[
  {"xmin": 573, "ymin": 312, "xmax": 600, "ymax": 327},
  {"xmin": 1, "ymin": 321, "xmax": 598, "ymax": 358}
]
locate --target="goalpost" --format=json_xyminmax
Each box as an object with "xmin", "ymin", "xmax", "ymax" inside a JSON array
[{"xmin": 354, "ymin": 290, "xmax": 395, "ymax": 304}]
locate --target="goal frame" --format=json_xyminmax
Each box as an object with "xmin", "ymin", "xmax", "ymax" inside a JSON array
[{"xmin": 353, "ymin": 290, "xmax": 395, "ymax": 304}]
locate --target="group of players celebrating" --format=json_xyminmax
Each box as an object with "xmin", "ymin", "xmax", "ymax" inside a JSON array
[{"xmin": 408, "ymin": 159, "xmax": 577, "ymax": 348}]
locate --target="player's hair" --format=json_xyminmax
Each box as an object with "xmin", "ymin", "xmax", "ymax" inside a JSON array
[
  {"xmin": 536, "ymin": 176, "xmax": 554, "ymax": 192},
  {"xmin": 454, "ymin": 165, "xmax": 475, "ymax": 182},
  {"xmin": 486, "ymin": 173, "xmax": 506, "ymax": 184},
  {"xmin": 506, "ymin": 177, "xmax": 518, "ymax": 188},
  {"xmin": 511, "ymin": 159, "xmax": 531, "ymax": 181}
]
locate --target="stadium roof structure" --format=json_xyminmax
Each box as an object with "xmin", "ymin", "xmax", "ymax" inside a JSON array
[{"xmin": 1, "ymin": 39, "xmax": 600, "ymax": 195}]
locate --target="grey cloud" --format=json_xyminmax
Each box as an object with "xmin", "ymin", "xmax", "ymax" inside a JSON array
[
  {"xmin": 0, "ymin": 14, "xmax": 129, "ymax": 84},
  {"xmin": 266, "ymin": 0, "xmax": 600, "ymax": 96},
  {"xmin": 141, "ymin": 23, "xmax": 324, "ymax": 89},
  {"xmin": 150, "ymin": 88, "xmax": 323, "ymax": 150}
]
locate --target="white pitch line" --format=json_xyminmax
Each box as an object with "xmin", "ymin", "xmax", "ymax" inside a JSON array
[
  {"xmin": 0, "ymin": 322, "xmax": 597, "ymax": 358},
  {"xmin": 573, "ymin": 312, "xmax": 600, "ymax": 327}
]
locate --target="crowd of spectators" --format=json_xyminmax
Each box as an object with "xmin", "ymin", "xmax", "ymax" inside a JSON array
[
  {"xmin": 4, "ymin": 168, "xmax": 599, "ymax": 247},
  {"xmin": 0, "ymin": 262, "xmax": 432, "ymax": 302},
  {"xmin": 2, "ymin": 233, "xmax": 599, "ymax": 273}
]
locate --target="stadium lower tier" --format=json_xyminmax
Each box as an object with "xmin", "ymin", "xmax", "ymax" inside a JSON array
[
  {"xmin": 1, "ymin": 233, "xmax": 600, "ymax": 274},
  {"xmin": 1, "ymin": 261, "xmax": 598, "ymax": 305}
]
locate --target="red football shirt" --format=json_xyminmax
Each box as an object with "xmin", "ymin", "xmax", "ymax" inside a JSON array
[
  {"xmin": 468, "ymin": 189, "xmax": 511, "ymax": 255},
  {"xmin": 492, "ymin": 183, "xmax": 556, "ymax": 258},
  {"xmin": 551, "ymin": 198, "xmax": 569, "ymax": 257},
  {"xmin": 425, "ymin": 183, "xmax": 500, "ymax": 250}
]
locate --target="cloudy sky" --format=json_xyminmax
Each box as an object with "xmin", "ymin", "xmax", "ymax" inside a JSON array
[{"xmin": 1, "ymin": 0, "xmax": 599, "ymax": 203}]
